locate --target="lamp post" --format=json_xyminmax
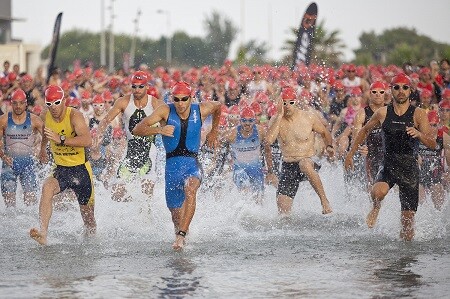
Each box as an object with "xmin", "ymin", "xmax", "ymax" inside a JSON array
[
  {"xmin": 157, "ymin": 9, "xmax": 171, "ymax": 65},
  {"xmin": 100, "ymin": 0, "xmax": 106, "ymax": 66},
  {"xmin": 108, "ymin": 0, "xmax": 115, "ymax": 73},
  {"xmin": 130, "ymin": 8, "xmax": 142, "ymax": 68}
]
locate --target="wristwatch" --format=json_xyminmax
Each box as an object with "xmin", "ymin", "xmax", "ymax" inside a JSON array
[{"xmin": 59, "ymin": 135, "xmax": 66, "ymax": 146}]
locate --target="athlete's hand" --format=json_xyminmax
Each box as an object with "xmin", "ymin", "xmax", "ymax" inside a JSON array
[
  {"xmin": 358, "ymin": 145, "xmax": 369, "ymax": 156},
  {"xmin": 406, "ymin": 126, "xmax": 421, "ymax": 138},
  {"xmin": 43, "ymin": 127, "xmax": 60, "ymax": 144},
  {"xmin": 205, "ymin": 129, "xmax": 219, "ymax": 149},
  {"xmin": 38, "ymin": 148, "xmax": 49, "ymax": 164},
  {"xmin": 326, "ymin": 145, "xmax": 335, "ymax": 159},
  {"xmin": 276, "ymin": 96, "xmax": 284, "ymax": 115},
  {"xmin": 344, "ymin": 153, "xmax": 354, "ymax": 172},
  {"xmin": 159, "ymin": 125, "xmax": 175, "ymax": 137},
  {"xmin": 1, "ymin": 155, "xmax": 13, "ymax": 167},
  {"xmin": 265, "ymin": 173, "xmax": 279, "ymax": 187}
]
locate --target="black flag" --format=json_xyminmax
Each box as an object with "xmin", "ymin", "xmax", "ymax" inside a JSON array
[
  {"xmin": 46, "ymin": 12, "xmax": 63, "ymax": 84},
  {"xmin": 291, "ymin": 3, "xmax": 318, "ymax": 70}
]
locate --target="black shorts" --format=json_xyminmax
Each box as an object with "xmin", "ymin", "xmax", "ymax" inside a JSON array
[
  {"xmin": 419, "ymin": 156, "xmax": 444, "ymax": 187},
  {"xmin": 53, "ymin": 162, "xmax": 94, "ymax": 205},
  {"xmin": 366, "ymin": 151, "xmax": 384, "ymax": 184},
  {"xmin": 376, "ymin": 156, "xmax": 419, "ymax": 211},
  {"xmin": 277, "ymin": 160, "xmax": 321, "ymax": 199}
]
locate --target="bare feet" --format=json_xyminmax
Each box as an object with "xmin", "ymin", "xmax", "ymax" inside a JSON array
[
  {"xmin": 172, "ymin": 235, "xmax": 186, "ymax": 251},
  {"xmin": 30, "ymin": 228, "xmax": 47, "ymax": 245},
  {"xmin": 322, "ymin": 201, "xmax": 333, "ymax": 215},
  {"xmin": 366, "ymin": 207, "xmax": 380, "ymax": 228}
]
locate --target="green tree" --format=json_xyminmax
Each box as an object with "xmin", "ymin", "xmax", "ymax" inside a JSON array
[
  {"xmin": 282, "ymin": 20, "xmax": 345, "ymax": 68},
  {"xmin": 203, "ymin": 11, "xmax": 238, "ymax": 67},
  {"xmin": 235, "ymin": 40, "xmax": 269, "ymax": 66},
  {"xmin": 354, "ymin": 27, "xmax": 450, "ymax": 65}
]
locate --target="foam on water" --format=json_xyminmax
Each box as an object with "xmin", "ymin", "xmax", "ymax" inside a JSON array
[{"xmin": 1, "ymin": 158, "xmax": 449, "ymax": 297}]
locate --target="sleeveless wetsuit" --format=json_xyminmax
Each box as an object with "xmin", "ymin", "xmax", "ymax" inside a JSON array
[
  {"xmin": 230, "ymin": 124, "xmax": 264, "ymax": 194},
  {"xmin": 377, "ymin": 104, "xmax": 419, "ymax": 211},
  {"xmin": 162, "ymin": 103, "xmax": 202, "ymax": 208},
  {"xmin": 1, "ymin": 112, "xmax": 37, "ymax": 194},
  {"xmin": 418, "ymin": 130, "xmax": 444, "ymax": 187},
  {"xmin": 45, "ymin": 107, "xmax": 94, "ymax": 205},
  {"xmin": 117, "ymin": 94, "xmax": 157, "ymax": 180}
]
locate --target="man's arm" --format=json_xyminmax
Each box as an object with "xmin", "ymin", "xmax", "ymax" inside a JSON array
[
  {"xmin": 312, "ymin": 113, "xmax": 334, "ymax": 157},
  {"xmin": 69, "ymin": 109, "xmax": 93, "ymax": 147},
  {"xmin": 265, "ymin": 97, "xmax": 283, "ymax": 145},
  {"xmin": 132, "ymin": 105, "xmax": 172, "ymax": 137},
  {"xmin": 344, "ymin": 107, "xmax": 385, "ymax": 170},
  {"xmin": 97, "ymin": 96, "xmax": 126, "ymax": 137},
  {"xmin": 410, "ymin": 108, "xmax": 437, "ymax": 149},
  {"xmin": 200, "ymin": 101, "xmax": 222, "ymax": 148},
  {"xmin": 258, "ymin": 126, "xmax": 274, "ymax": 174}
]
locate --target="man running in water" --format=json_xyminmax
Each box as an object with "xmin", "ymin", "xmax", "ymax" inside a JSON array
[
  {"xmin": 132, "ymin": 81, "xmax": 221, "ymax": 250},
  {"xmin": 345, "ymin": 73, "xmax": 436, "ymax": 241},
  {"xmin": 265, "ymin": 86, "xmax": 334, "ymax": 216},
  {"xmin": 30, "ymin": 85, "xmax": 96, "ymax": 245},
  {"xmin": 0, "ymin": 89, "xmax": 44, "ymax": 207},
  {"xmin": 95, "ymin": 71, "xmax": 165, "ymax": 201},
  {"xmin": 222, "ymin": 107, "xmax": 273, "ymax": 203},
  {"xmin": 352, "ymin": 81, "xmax": 386, "ymax": 187}
]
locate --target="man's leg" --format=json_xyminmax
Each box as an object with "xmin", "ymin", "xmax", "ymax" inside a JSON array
[
  {"xmin": 3, "ymin": 192, "xmax": 16, "ymax": 208},
  {"xmin": 299, "ymin": 159, "xmax": 332, "ymax": 214},
  {"xmin": 400, "ymin": 210, "xmax": 415, "ymax": 241},
  {"xmin": 80, "ymin": 204, "xmax": 97, "ymax": 235},
  {"xmin": 23, "ymin": 192, "xmax": 37, "ymax": 206},
  {"xmin": 367, "ymin": 182, "xmax": 390, "ymax": 228},
  {"xmin": 30, "ymin": 177, "xmax": 60, "ymax": 245},
  {"xmin": 276, "ymin": 194, "xmax": 293, "ymax": 215},
  {"xmin": 173, "ymin": 177, "xmax": 200, "ymax": 250}
]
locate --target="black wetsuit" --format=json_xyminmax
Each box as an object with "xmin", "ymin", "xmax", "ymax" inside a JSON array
[
  {"xmin": 364, "ymin": 106, "xmax": 384, "ymax": 184},
  {"xmin": 377, "ymin": 104, "xmax": 419, "ymax": 211}
]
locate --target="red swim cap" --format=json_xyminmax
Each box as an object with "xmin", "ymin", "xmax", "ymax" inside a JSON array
[
  {"xmin": 131, "ymin": 71, "xmax": 149, "ymax": 85},
  {"xmin": 45, "ymin": 85, "xmax": 64, "ymax": 102},
  {"xmin": 92, "ymin": 94, "xmax": 105, "ymax": 104},
  {"xmin": 281, "ymin": 87, "xmax": 297, "ymax": 100},
  {"xmin": 172, "ymin": 81, "xmax": 192, "ymax": 96},
  {"xmin": 427, "ymin": 110, "xmax": 440, "ymax": 124},
  {"xmin": 240, "ymin": 107, "xmax": 255, "ymax": 119},
  {"xmin": 420, "ymin": 89, "xmax": 432, "ymax": 98},
  {"xmin": 11, "ymin": 89, "xmax": 27, "ymax": 101},
  {"xmin": 370, "ymin": 81, "xmax": 387, "ymax": 90},
  {"xmin": 390, "ymin": 73, "xmax": 411, "ymax": 86}
]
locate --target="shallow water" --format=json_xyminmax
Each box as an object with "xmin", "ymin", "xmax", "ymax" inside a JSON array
[{"xmin": 1, "ymin": 162, "xmax": 449, "ymax": 298}]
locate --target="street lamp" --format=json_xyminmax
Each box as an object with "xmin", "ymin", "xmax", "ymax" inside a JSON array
[
  {"xmin": 108, "ymin": 0, "xmax": 115, "ymax": 73},
  {"xmin": 130, "ymin": 8, "xmax": 142, "ymax": 68},
  {"xmin": 157, "ymin": 9, "xmax": 171, "ymax": 65}
]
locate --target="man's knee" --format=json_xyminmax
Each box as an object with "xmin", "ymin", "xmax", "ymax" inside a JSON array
[{"xmin": 371, "ymin": 182, "xmax": 389, "ymax": 200}]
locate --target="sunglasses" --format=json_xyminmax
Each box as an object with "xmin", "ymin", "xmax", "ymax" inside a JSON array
[
  {"xmin": 393, "ymin": 85, "xmax": 410, "ymax": 91},
  {"xmin": 348, "ymin": 70, "xmax": 355, "ymax": 73},
  {"xmin": 241, "ymin": 118, "xmax": 255, "ymax": 123},
  {"xmin": 45, "ymin": 99, "xmax": 62, "ymax": 107},
  {"xmin": 173, "ymin": 96, "xmax": 190, "ymax": 102},
  {"xmin": 371, "ymin": 90, "xmax": 385, "ymax": 94},
  {"xmin": 430, "ymin": 123, "xmax": 438, "ymax": 127},
  {"xmin": 283, "ymin": 100, "xmax": 296, "ymax": 106},
  {"xmin": 131, "ymin": 84, "xmax": 146, "ymax": 89},
  {"xmin": 93, "ymin": 103, "xmax": 104, "ymax": 108}
]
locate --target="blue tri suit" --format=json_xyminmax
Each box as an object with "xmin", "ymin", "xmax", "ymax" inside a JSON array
[{"xmin": 162, "ymin": 103, "xmax": 202, "ymax": 209}]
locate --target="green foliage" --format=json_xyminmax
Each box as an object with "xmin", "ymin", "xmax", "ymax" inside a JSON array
[
  {"xmin": 235, "ymin": 40, "xmax": 269, "ymax": 66},
  {"xmin": 41, "ymin": 12, "xmax": 238, "ymax": 71},
  {"xmin": 354, "ymin": 27, "xmax": 450, "ymax": 65}
]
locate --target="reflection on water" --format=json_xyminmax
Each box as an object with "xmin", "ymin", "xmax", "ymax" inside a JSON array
[
  {"xmin": 155, "ymin": 257, "xmax": 203, "ymax": 298},
  {"xmin": 372, "ymin": 256, "xmax": 422, "ymax": 298}
]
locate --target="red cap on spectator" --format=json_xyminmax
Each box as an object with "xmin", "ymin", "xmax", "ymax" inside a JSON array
[
  {"xmin": 390, "ymin": 73, "xmax": 411, "ymax": 86},
  {"xmin": 20, "ymin": 74, "xmax": 33, "ymax": 83},
  {"xmin": 0, "ymin": 77, "xmax": 9, "ymax": 86},
  {"xmin": 442, "ymin": 89, "xmax": 450, "ymax": 99},
  {"xmin": 60, "ymin": 80, "xmax": 71, "ymax": 91},
  {"xmin": 109, "ymin": 78, "xmax": 120, "ymax": 89},
  {"xmin": 92, "ymin": 94, "xmax": 105, "ymax": 104},
  {"xmin": 350, "ymin": 87, "xmax": 363, "ymax": 96},
  {"xmin": 428, "ymin": 110, "xmax": 440, "ymax": 124},
  {"xmin": 255, "ymin": 92, "xmax": 269, "ymax": 103},
  {"xmin": 73, "ymin": 69, "xmax": 84, "ymax": 78},
  {"xmin": 81, "ymin": 90, "xmax": 91, "ymax": 99},
  {"xmin": 370, "ymin": 81, "xmax": 386, "ymax": 90},
  {"xmin": 45, "ymin": 85, "xmax": 64, "ymax": 102},
  {"xmin": 240, "ymin": 107, "xmax": 256, "ymax": 119},
  {"xmin": 228, "ymin": 105, "xmax": 240, "ymax": 115},
  {"xmin": 281, "ymin": 87, "xmax": 297, "ymax": 100},
  {"xmin": 147, "ymin": 86, "xmax": 160, "ymax": 98},
  {"xmin": 11, "ymin": 89, "xmax": 27, "ymax": 101},
  {"xmin": 228, "ymin": 80, "xmax": 238, "ymax": 90},
  {"xmin": 439, "ymin": 99, "xmax": 450, "ymax": 110},
  {"xmin": 172, "ymin": 81, "xmax": 192, "ymax": 96},
  {"xmin": 131, "ymin": 71, "xmax": 149, "ymax": 85},
  {"xmin": 8, "ymin": 72, "xmax": 17, "ymax": 82},
  {"xmin": 420, "ymin": 89, "xmax": 432, "ymax": 98}
]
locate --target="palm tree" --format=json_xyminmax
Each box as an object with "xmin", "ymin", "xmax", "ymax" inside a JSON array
[{"xmin": 282, "ymin": 19, "xmax": 345, "ymax": 68}]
